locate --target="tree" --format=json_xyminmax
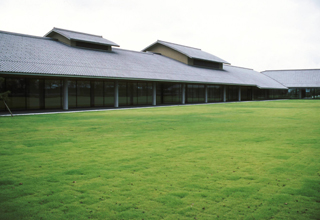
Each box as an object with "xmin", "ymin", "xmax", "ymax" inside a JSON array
[{"xmin": 0, "ymin": 77, "xmax": 13, "ymax": 117}]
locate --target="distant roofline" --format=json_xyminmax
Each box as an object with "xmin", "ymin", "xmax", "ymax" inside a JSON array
[
  {"xmin": 141, "ymin": 40, "xmax": 198, "ymax": 54},
  {"xmin": 0, "ymin": 30, "xmax": 54, "ymax": 41},
  {"xmin": 157, "ymin": 40, "xmax": 201, "ymax": 50},
  {"xmin": 142, "ymin": 40, "xmax": 201, "ymax": 59},
  {"xmin": 142, "ymin": 40, "xmax": 230, "ymax": 64},
  {"xmin": 44, "ymin": 27, "xmax": 103, "ymax": 38},
  {"xmin": 262, "ymin": 68, "xmax": 320, "ymax": 73},
  {"xmin": 223, "ymin": 64, "xmax": 253, "ymax": 71},
  {"xmin": 44, "ymin": 27, "xmax": 120, "ymax": 47}
]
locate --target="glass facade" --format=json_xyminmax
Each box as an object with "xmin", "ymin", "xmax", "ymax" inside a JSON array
[
  {"xmin": 0, "ymin": 75, "xmax": 318, "ymax": 112},
  {"xmin": 77, "ymin": 80, "xmax": 91, "ymax": 107},
  {"xmin": 119, "ymin": 81, "xmax": 152, "ymax": 106},
  {"xmin": 6, "ymin": 78, "xmax": 26, "ymax": 110},
  {"xmin": 314, "ymin": 89, "xmax": 320, "ymax": 99},
  {"xmin": 207, "ymin": 85, "xmax": 223, "ymax": 102},
  {"xmin": 26, "ymin": 78, "xmax": 42, "ymax": 110},
  {"xmin": 241, "ymin": 87, "xmax": 252, "ymax": 101},
  {"xmin": 268, "ymin": 89, "xmax": 288, "ymax": 99},
  {"xmin": 0, "ymin": 77, "xmax": 4, "ymax": 110},
  {"xmin": 286, "ymin": 89, "xmax": 300, "ymax": 99},
  {"xmin": 226, "ymin": 86, "xmax": 239, "ymax": 101},
  {"xmin": 186, "ymin": 84, "xmax": 205, "ymax": 103},
  {"xmin": 45, "ymin": 80, "xmax": 62, "ymax": 109},
  {"xmin": 104, "ymin": 81, "xmax": 114, "ymax": 106},
  {"xmin": 68, "ymin": 80, "xmax": 77, "ymax": 108},
  {"xmin": 299, "ymin": 88, "xmax": 320, "ymax": 99},
  {"xmin": 92, "ymin": 81, "xmax": 104, "ymax": 107},
  {"xmin": 253, "ymin": 88, "xmax": 268, "ymax": 100},
  {"xmin": 157, "ymin": 82, "xmax": 182, "ymax": 104},
  {"xmin": 68, "ymin": 80, "xmax": 115, "ymax": 108}
]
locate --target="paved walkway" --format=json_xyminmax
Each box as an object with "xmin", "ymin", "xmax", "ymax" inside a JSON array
[{"xmin": 0, "ymin": 100, "xmax": 285, "ymax": 117}]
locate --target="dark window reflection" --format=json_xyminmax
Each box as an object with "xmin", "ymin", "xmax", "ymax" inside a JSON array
[
  {"xmin": 6, "ymin": 78, "xmax": 26, "ymax": 110},
  {"xmin": 45, "ymin": 80, "xmax": 62, "ymax": 109}
]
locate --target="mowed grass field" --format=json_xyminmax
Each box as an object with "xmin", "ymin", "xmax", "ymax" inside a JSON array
[{"xmin": 0, "ymin": 100, "xmax": 320, "ymax": 220}]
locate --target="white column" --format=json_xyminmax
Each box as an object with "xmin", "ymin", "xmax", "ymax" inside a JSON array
[
  {"xmin": 204, "ymin": 85, "xmax": 208, "ymax": 103},
  {"xmin": 238, "ymin": 86, "xmax": 241, "ymax": 101},
  {"xmin": 152, "ymin": 82, "xmax": 156, "ymax": 106},
  {"xmin": 223, "ymin": 85, "xmax": 227, "ymax": 102},
  {"xmin": 182, "ymin": 83, "xmax": 186, "ymax": 104},
  {"xmin": 63, "ymin": 79, "xmax": 68, "ymax": 110},
  {"xmin": 114, "ymin": 80, "xmax": 119, "ymax": 108}
]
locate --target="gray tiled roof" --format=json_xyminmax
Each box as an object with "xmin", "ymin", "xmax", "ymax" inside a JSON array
[
  {"xmin": 262, "ymin": 69, "xmax": 320, "ymax": 88},
  {"xmin": 45, "ymin": 27, "xmax": 119, "ymax": 47},
  {"xmin": 142, "ymin": 40, "xmax": 230, "ymax": 64},
  {"xmin": 0, "ymin": 30, "xmax": 286, "ymax": 89}
]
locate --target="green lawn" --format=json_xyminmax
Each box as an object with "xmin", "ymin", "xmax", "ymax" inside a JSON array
[{"xmin": 0, "ymin": 100, "xmax": 320, "ymax": 220}]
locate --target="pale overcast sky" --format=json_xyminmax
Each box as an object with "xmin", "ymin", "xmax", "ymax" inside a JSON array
[{"xmin": 1, "ymin": 0, "xmax": 319, "ymax": 72}]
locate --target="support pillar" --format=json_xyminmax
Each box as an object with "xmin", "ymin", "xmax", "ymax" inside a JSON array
[
  {"xmin": 204, "ymin": 85, "xmax": 208, "ymax": 103},
  {"xmin": 152, "ymin": 82, "xmax": 156, "ymax": 106},
  {"xmin": 238, "ymin": 86, "xmax": 241, "ymax": 101},
  {"xmin": 63, "ymin": 79, "xmax": 68, "ymax": 110},
  {"xmin": 114, "ymin": 80, "xmax": 119, "ymax": 108},
  {"xmin": 182, "ymin": 83, "xmax": 186, "ymax": 104},
  {"xmin": 223, "ymin": 85, "xmax": 227, "ymax": 102}
]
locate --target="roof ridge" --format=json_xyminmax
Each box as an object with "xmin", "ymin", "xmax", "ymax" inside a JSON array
[
  {"xmin": 53, "ymin": 27, "xmax": 103, "ymax": 38},
  {"xmin": 262, "ymin": 68, "xmax": 320, "ymax": 72},
  {"xmin": 157, "ymin": 40, "xmax": 201, "ymax": 50},
  {"xmin": 261, "ymin": 72, "xmax": 288, "ymax": 88},
  {"xmin": 113, "ymin": 48, "xmax": 155, "ymax": 55},
  {"xmin": 0, "ymin": 30, "xmax": 54, "ymax": 40},
  {"xmin": 225, "ymin": 64, "xmax": 253, "ymax": 71}
]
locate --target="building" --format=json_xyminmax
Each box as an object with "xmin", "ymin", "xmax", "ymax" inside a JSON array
[
  {"xmin": 262, "ymin": 69, "xmax": 320, "ymax": 99},
  {"xmin": 0, "ymin": 28, "xmax": 319, "ymax": 112}
]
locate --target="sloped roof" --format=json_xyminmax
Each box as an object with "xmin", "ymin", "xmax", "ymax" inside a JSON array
[
  {"xmin": 142, "ymin": 40, "xmax": 230, "ymax": 64},
  {"xmin": 0, "ymin": 30, "xmax": 286, "ymax": 89},
  {"xmin": 262, "ymin": 69, "xmax": 320, "ymax": 88},
  {"xmin": 45, "ymin": 27, "xmax": 119, "ymax": 47}
]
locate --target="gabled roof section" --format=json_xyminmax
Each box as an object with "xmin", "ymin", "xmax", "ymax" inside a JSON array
[
  {"xmin": 142, "ymin": 40, "xmax": 230, "ymax": 64},
  {"xmin": 262, "ymin": 69, "xmax": 320, "ymax": 88},
  {"xmin": 44, "ymin": 27, "xmax": 119, "ymax": 47}
]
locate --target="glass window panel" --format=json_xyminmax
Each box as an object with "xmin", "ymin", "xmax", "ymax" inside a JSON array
[
  {"xmin": 241, "ymin": 87, "xmax": 252, "ymax": 101},
  {"xmin": 77, "ymin": 80, "xmax": 91, "ymax": 107},
  {"xmin": 6, "ymin": 78, "xmax": 26, "ymax": 110},
  {"xmin": 27, "ymin": 78, "xmax": 41, "ymax": 109},
  {"xmin": 314, "ymin": 89, "xmax": 320, "ymax": 99},
  {"xmin": 104, "ymin": 81, "xmax": 114, "ymax": 106},
  {"xmin": 187, "ymin": 84, "xmax": 192, "ymax": 103},
  {"xmin": 156, "ymin": 82, "xmax": 163, "ymax": 104},
  {"xmin": 68, "ymin": 80, "xmax": 77, "ymax": 108},
  {"xmin": 287, "ymin": 89, "xmax": 299, "ymax": 99},
  {"xmin": 147, "ymin": 83, "xmax": 153, "ymax": 105},
  {"xmin": 93, "ymin": 81, "xmax": 104, "ymax": 107},
  {"xmin": 163, "ymin": 83, "xmax": 173, "ymax": 104},
  {"xmin": 208, "ymin": 85, "xmax": 223, "ymax": 102},
  {"xmin": 227, "ymin": 86, "xmax": 238, "ymax": 101},
  {"xmin": 198, "ymin": 85, "xmax": 205, "ymax": 102},
  {"xmin": 45, "ymin": 79, "xmax": 62, "ymax": 109},
  {"xmin": 0, "ymin": 77, "xmax": 5, "ymax": 111},
  {"xmin": 119, "ymin": 82, "xmax": 128, "ymax": 106},
  {"xmin": 138, "ymin": 82, "xmax": 147, "ymax": 105}
]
